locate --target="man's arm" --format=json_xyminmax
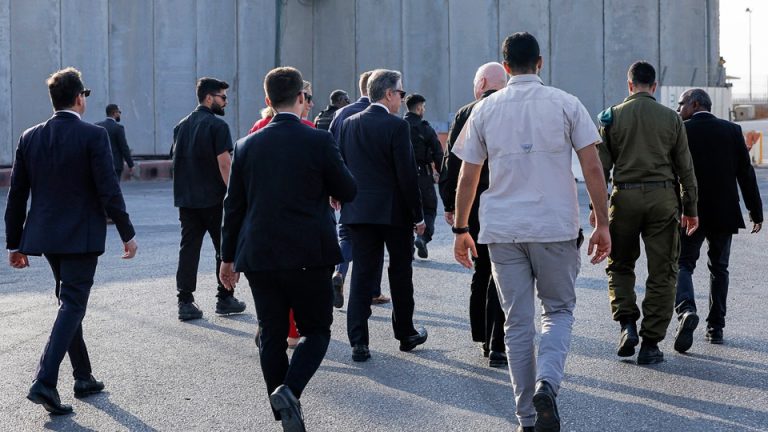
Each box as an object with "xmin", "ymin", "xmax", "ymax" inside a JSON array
[
  {"xmin": 322, "ymin": 134, "xmax": 357, "ymax": 203},
  {"xmin": 220, "ymin": 143, "xmax": 246, "ymax": 290},
  {"xmin": 577, "ymin": 143, "xmax": 611, "ymax": 264},
  {"xmin": 117, "ymin": 125, "xmax": 134, "ymax": 169},
  {"xmin": 391, "ymin": 121, "xmax": 425, "ymax": 225},
  {"xmin": 597, "ymin": 128, "xmax": 613, "ymax": 184},
  {"xmin": 733, "ymin": 125, "xmax": 763, "ymax": 231},
  {"xmin": 671, "ymin": 119, "xmax": 699, "ymax": 235},
  {"xmin": 453, "ymin": 161, "xmax": 482, "ymax": 269},
  {"xmin": 217, "ymin": 151, "xmax": 232, "ymax": 187},
  {"xmin": 5, "ymin": 137, "xmax": 30, "ymax": 251}
]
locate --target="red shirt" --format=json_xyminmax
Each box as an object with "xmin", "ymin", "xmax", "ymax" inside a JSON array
[{"xmin": 249, "ymin": 116, "xmax": 314, "ymax": 134}]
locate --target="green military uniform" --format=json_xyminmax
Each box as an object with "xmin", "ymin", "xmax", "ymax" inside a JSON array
[{"xmin": 598, "ymin": 92, "xmax": 698, "ymax": 343}]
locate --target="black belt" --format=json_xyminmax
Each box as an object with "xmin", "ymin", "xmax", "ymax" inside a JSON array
[{"xmin": 613, "ymin": 180, "xmax": 674, "ymax": 190}]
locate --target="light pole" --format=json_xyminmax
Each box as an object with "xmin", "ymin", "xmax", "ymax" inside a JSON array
[{"xmin": 747, "ymin": 7, "xmax": 753, "ymax": 100}]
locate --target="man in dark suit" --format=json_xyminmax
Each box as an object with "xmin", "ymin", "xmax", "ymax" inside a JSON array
[
  {"xmin": 673, "ymin": 88, "xmax": 763, "ymax": 351},
  {"xmin": 339, "ymin": 69, "xmax": 428, "ymax": 362},
  {"xmin": 96, "ymin": 104, "xmax": 134, "ymax": 181},
  {"xmin": 328, "ymin": 71, "xmax": 388, "ymax": 306},
  {"xmin": 219, "ymin": 67, "xmax": 356, "ymax": 432},
  {"xmin": 439, "ymin": 62, "xmax": 508, "ymax": 368},
  {"xmin": 4, "ymin": 67, "xmax": 138, "ymax": 415}
]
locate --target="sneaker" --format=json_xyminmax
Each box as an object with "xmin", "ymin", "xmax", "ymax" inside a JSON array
[
  {"xmin": 332, "ymin": 272, "xmax": 344, "ymax": 309},
  {"xmin": 178, "ymin": 301, "xmax": 203, "ymax": 321},
  {"xmin": 414, "ymin": 237, "xmax": 428, "ymax": 259},
  {"xmin": 215, "ymin": 296, "xmax": 246, "ymax": 315},
  {"xmin": 673, "ymin": 311, "xmax": 699, "ymax": 353}
]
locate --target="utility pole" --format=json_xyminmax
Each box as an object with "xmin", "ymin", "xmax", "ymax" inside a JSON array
[{"xmin": 747, "ymin": 7, "xmax": 753, "ymax": 100}]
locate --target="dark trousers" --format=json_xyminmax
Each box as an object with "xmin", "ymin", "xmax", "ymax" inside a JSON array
[
  {"xmin": 36, "ymin": 254, "xmax": 98, "ymax": 387},
  {"xmin": 676, "ymin": 229, "xmax": 733, "ymax": 330},
  {"xmin": 347, "ymin": 224, "xmax": 418, "ymax": 346},
  {"xmin": 114, "ymin": 168, "xmax": 123, "ymax": 182},
  {"xmin": 336, "ymin": 223, "xmax": 384, "ymax": 297},
  {"xmin": 245, "ymin": 267, "xmax": 333, "ymax": 419},
  {"xmin": 176, "ymin": 205, "xmax": 230, "ymax": 302},
  {"xmin": 469, "ymin": 243, "xmax": 506, "ymax": 352},
  {"xmin": 417, "ymin": 172, "xmax": 437, "ymax": 244}
]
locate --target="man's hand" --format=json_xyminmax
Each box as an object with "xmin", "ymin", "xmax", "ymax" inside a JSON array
[
  {"xmin": 587, "ymin": 226, "xmax": 611, "ymax": 264},
  {"xmin": 752, "ymin": 222, "xmax": 762, "ymax": 234},
  {"xmin": 127, "ymin": 167, "xmax": 134, "ymax": 176},
  {"xmin": 330, "ymin": 197, "xmax": 341, "ymax": 211},
  {"xmin": 444, "ymin": 211, "xmax": 455, "ymax": 226},
  {"xmin": 122, "ymin": 238, "xmax": 138, "ymax": 259},
  {"xmin": 681, "ymin": 215, "xmax": 699, "ymax": 236},
  {"xmin": 453, "ymin": 232, "xmax": 477, "ymax": 269},
  {"xmin": 588, "ymin": 210, "xmax": 596, "ymax": 228},
  {"xmin": 432, "ymin": 171, "xmax": 440, "ymax": 184},
  {"xmin": 9, "ymin": 251, "xmax": 29, "ymax": 269},
  {"xmin": 414, "ymin": 222, "xmax": 426, "ymax": 236},
  {"xmin": 219, "ymin": 262, "xmax": 240, "ymax": 291}
]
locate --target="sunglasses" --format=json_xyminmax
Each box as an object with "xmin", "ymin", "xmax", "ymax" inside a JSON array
[
  {"xmin": 212, "ymin": 93, "xmax": 227, "ymax": 101},
  {"xmin": 80, "ymin": 88, "xmax": 91, "ymax": 97},
  {"xmin": 394, "ymin": 89, "xmax": 406, "ymax": 98},
  {"xmin": 303, "ymin": 92, "xmax": 313, "ymax": 103}
]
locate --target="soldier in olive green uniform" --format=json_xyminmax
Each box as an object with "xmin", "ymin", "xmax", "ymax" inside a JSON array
[{"xmin": 595, "ymin": 61, "xmax": 699, "ymax": 365}]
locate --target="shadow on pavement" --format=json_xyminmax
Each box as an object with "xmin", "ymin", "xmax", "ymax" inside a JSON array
[{"xmin": 78, "ymin": 392, "xmax": 159, "ymax": 431}]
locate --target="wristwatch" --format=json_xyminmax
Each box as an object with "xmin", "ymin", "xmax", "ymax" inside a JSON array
[{"xmin": 451, "ymin": 226, "xmax": 470, "ymax": 234}]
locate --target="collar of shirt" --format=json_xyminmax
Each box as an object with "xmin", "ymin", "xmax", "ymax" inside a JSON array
[
  {"xmin": 57, "ymin": 109, "xmax": 81, "ymax": 119},
  {"xmin": 507, "ymin": 74, "xmax": 543, "ymax": 86},
  {"xmin": 106, "ymin": 117, "xmax": 116, "ymax": 122},
  {"xmin": 371, "ymin": 102, "xmax": 389, "ymax": 112},
  {"xmin": 624, "ymin": 92, "xmax": 656, "ymax": 103},
  {"xmin": 692, "ymin": 111, "xmax": 711, "ymax": 118},
  {"xmin": 360, "ymin": 96, "xmax": 370, "ymax": 103},
  {"xmin": 195, "ymin": 105, "xmax": 214, "ymax": 115},
  {"xmin": 481, "ymin": 89, "xmax": 497, "ymax": 99},
  {"xmin": 275, "ymin": 111, "xmax": 300, "ymax": 119}
]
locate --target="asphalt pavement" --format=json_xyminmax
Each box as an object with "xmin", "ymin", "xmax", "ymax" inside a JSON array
[{"xmin": 1, "ymin": 172, "xmax": 767, "ymax": 431}]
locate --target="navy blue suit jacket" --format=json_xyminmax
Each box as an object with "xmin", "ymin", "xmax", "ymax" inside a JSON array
[
  {"xmin": 221, "ymin": 113, "xmax": 357, "ymax": 272},
  {"xmin": 684, "ymin": 112, "xmax": 763, "ymax": 232},
  {"xmin": 4, "ymin": 112, "xmax": 135, "ymax": 255},
  {"xmin": 339, "ymin": 105, "xmax": 423, "ymax": 227},
  {"xmin": 329, "ymin": 96, "xmax": 370, "ymax": 144}
]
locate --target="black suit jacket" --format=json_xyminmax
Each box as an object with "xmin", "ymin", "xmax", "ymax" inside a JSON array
[
  {"xmin": 221, "ymin": 113, "xmax": 357, "ymax": 272},
  {"xmin": 339, "ymin": 104, "xmax": 423, "ymax": 227},
  {"xmin": 684, "ymin": 112, "xmax": 763, "ymax": 233},
  {"xmin": 438, "ymin": 90, "xmax": 495, "ymax": 213},
  {"xmin": 96, "ymin": 118, "xmax": 134, "ymax": 172},
  {"xmin": 329, "ymin": 96, "xmax": 370, "ymax": 144},
  {"xmin": 4, "ymin": 112, "xmax": 135, "ymax": 255}
]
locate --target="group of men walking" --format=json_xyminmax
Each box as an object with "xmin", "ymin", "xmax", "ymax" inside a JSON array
[{"xmin": 5, "ymin": 30, "xmax": 763, "ymax": 432}]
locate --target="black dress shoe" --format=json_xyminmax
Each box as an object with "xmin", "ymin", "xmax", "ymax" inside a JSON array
[
  {"xmin": 399, "ymin": 327, "xmax": 428, "ymax": 352},
  {"xmin": 332, "ymin": 272, "xmax": 344, "ymax": 309},
  {"xmin": 517, "ymin": 426, "xmax": 535, "ymax": 432},
  {"xmin": 352, "ymin": 345, "xmax": 370, "ymax": 362},
  {"xmin": 27, "ymin": 381, "xmax": 73, "ymax": 415},
  {"xmin": 414, "ymin": 237, "xmax": 428, "ymax": 259},
  {"xmin": 269, "ymin": 385, "xmax": 306, "ymax": 432},
  {"xmin": 74, "ymin": 375, "xmax": 105, "ymax": 398},
  {"xmin": 481, "ymin": 342, "xmax": 490, "ymax": 358},
  {"xmin": 673, "ymin": 311, "xmax": 699, "ymax": 353},
  {"xmin": 617, "ymin": 321, "xmax": 639, "ymax": 357},
  {"xmin": 532, "ymin": 380, "xmax": 560, "ymax": 432},
  {"xmin": 215, "ymin": 296, "xmax": 246, "ymax": 315},
  {"xmin": 637, "ymin": 341, "xmax": 664, "ymax": 365},
  {"xmin": 488, "ymin": 351, "xmax": 508, "ymax": 368},
  {"xmin": 705, "ymin": 328, "xmax": 724, "ymax": 344},
  {"xmin": 178, "ymin": 301, "xmax": 203, "ymax": 321}
]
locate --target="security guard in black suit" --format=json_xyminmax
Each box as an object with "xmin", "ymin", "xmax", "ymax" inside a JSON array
[{"xmin": 404, "ymin": 94, "xmax": 444, "ymax": 259}]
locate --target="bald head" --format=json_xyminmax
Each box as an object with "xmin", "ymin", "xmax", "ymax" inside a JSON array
[{"xmin": 473, "ymin": 62, "xmax": 507, "ymax": 100}]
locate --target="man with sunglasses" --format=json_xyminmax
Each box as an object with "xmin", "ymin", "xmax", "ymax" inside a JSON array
[
  {"xmin": 96, "ymin": 104, "xmax": 134, "ymax": 181},
  {"xmin": 171, "ymin": 77, "xmax": 246, "ymax": 321},
  {"xmin": 339, "ymin": 69, "xmax": 428, "ymax": 362},
  {"xmin": 6, "ymin": 67, "xmax": 138, "ymax": 414}
]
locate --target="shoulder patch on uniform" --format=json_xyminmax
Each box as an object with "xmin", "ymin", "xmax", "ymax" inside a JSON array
[{"xmin": 597, "ymin": 107, "xmax": 613, "ymax": 127}]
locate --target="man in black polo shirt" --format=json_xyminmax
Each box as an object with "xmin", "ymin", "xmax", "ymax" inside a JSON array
[{"xmin": 171, "ymin": 77, "xmax": 246, "ymax": 321}]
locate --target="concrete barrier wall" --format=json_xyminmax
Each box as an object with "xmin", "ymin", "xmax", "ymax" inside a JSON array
[{"xmin": 0, "ymin": 0, "xmax": 720, "ymax": 166}]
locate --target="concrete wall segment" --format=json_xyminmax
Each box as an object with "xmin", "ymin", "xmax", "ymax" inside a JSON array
[
  {"xmin": 0, "ymin": 0, "xmax": 12, "ymax": 165},
  {"xmin": 660, "ymin": 0, "xmax": 707, "ymax": 87},
  {"xmin": 313, "ymin": 0, "xmax": 356, "ymax": 122},
  {"xmin": 498, "ymin": 0, "xmax": 551, "ymax": 84}
]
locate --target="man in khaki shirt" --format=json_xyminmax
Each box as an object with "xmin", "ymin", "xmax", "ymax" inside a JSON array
[{"xmin": 597, "ymin": 61, "xmax": 698, "ymax": 365}]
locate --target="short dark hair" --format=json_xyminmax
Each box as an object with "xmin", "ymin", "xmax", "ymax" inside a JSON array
[
  {"xmin": 627, "ymin": 61, "xmax": 656, "ymax": 86},
  {"xmin": 367, "ymin": 69, "xmax": 401, "ymax": 102},
  {"xmin": 47, "ymin": 67, "xmax": 84, "ymax": 111},
  {"xmin": 196, "ymin": 77, "xmax": 229, "ymax": 103},
  {"xmin": 686, "ymin": 88, "xmax": 712, "ymax": 111},
  {"xmin": 404, "ymin": 93, "xmax": 426, "ymax": 111},
  {"xmin": 502, "ymin": 32, "xmax": 540, "ymax": 72},
  {"xmin": 330, "ymin": 90, "xmax": 348, "ymax": 105},
  {"xmin": 264, "ymin": 67, "xmax": 303, "ymax": 109},
  {"xmin": 106, "ymin": 103, "xmax": 119, "ymax": 116},
  {"xmin": 359, "ymin": 71, "xmax": 373, "ymax": 95}
]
